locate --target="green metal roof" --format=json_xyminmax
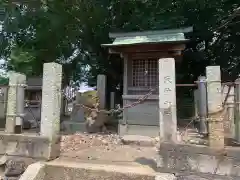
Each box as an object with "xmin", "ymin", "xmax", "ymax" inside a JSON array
[{"xmin": 101, "ymin": 27, "xmax": 192, "ymax": 47}]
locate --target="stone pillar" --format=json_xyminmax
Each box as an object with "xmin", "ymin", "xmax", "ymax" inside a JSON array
[
  {"xmin": 97, "ymin": 75, "xmax": 106, "ymax": 109},
  {"xmin": 71, "ymin": 92, "xmax": 85, "ymax": 122},
  {"xmin": 60, "ymin": 96, "xmax": 65, "ymax": 116},
  {"xmin": 193, "ymin": 89, "xmax": 199, "ymax": 118},
  {"xmin": 40, "ymin": 62, "xmax": 62, "ymax": 140},
  {"xmin": 206, "ymin": 66, "xmax": 224, "ymax": 148},
  {"xmin": 0, "ymin": 87, "xmax": 8, "ymax": 122},
  {"xmin": 235, "ymin": 78, "xmax": 240, "ymax": 142},
  {"xmin": 119, "ymin": 55, "xmax": 128, "ymax": 136},
  {"xmin": 110, "ymin": 92, "xmax": 115, "ymax": 109},
  {"xmin": 15, "ymin": 74, "xmax": 26, "ymax": 133},
  {"xmin": 197, "ymin": 76, "xmax": 208, "ymax": 135},
  {"xmin": 222, "ymin": 84, "xmax": 235, "ymax": 138},
  {"xmin": 5, "ymin": 72, "xmax": 26, "ymax": 133},
  {"xmin": 159, "ymin": 58, "xmax": 177, "ymax": 143}
]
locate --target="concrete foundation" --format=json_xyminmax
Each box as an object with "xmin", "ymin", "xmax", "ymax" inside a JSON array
[
  {"xmin": 61, "ymin": 121, "xmax": 87, "ymax": 133},
  {"xmin": 0, "ymin": 132, "xmax": 60, "ymax": 161},
  {"xmin": 118, "ymin": 124, "xmax": 159, "ymax": 137},
  {"xmin": 157, "ymin": 142, "xmax": 240, "ymax": 180},
  {"xmin": 18, "ymin": 160, "xmax": 177, "ymax": 180},
  {"xmin": 121, "ymin": 135, "xmax": 156, "ymax": 146}
]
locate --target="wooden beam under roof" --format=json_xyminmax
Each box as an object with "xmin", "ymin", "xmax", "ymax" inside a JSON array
[{"xmin": 108, "ymin": 43, "xmax": 186, "ymax": 54}]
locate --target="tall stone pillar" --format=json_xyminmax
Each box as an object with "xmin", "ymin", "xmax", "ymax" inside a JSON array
[
  {"xmin": 159, "ymin": 58, "xmax": 177, "ymax": 143},
  {"xmin": 235, "ymin": 78, "xmax": 240, "ymax": 142},
  {"xmin": 40, "ymin": 62, "xmax": 62, "ymax": 140},
  {"xmin": 97, "ymin": 75, "xmax": 106, "ymax": 109},
  {"xmin": 193, "ymin": 89, "xmax": 199, "ymax": 118},
  {"xmin": 197, "ymin": 76, "xmax": 208, "ymax": 135},
  {"xmin": 5, "ymin": 72, "xmax": 26, "ymax": 133},
  {"xmin": 110, "ymin": 92, "xmax": 115, "ymax": 109},
  {"xmin": 206, "ymin": 66, "xmax": 224, "ymax": 148},
  {"xmin": 222, "ymin": 84, "xmax": 235, "ymax": 138}
]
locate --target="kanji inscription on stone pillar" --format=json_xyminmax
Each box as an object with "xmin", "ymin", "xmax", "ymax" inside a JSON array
[{"xmin": 159, "ymin": 58, "xmax": 177, "ymax": 143}]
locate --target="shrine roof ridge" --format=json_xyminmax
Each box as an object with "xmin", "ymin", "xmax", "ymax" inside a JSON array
[
  {"xmin": 108, "ymin": 27, "xmax": 193, "ymax": 38},
  {"xmin": 102, "ymin": 27, "xmax": 193, "ymax": 47}
]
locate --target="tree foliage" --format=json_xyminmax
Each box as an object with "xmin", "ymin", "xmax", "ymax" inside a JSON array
[{"xmin": 0, "ymin": 0, "xmax": 239, "ymax": 90}]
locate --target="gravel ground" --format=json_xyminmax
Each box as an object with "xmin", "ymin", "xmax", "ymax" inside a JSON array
[
  {"xmin": 59, "ymin": 125, "xmax": 208, "ymax": 163},
  {"xmin": 60, "ymin": 132, "xmax": 122, "ymax": 153},
  {"xmin": 59, "ymin": 132, "xmax": 159, "ymax": 164}
]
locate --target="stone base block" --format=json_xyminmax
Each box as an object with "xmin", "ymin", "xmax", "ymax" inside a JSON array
[
  {"xmin": 19, "ymin": 162, "xmax": 46, "ymax": 180},
  {"xmin": 157, "ymin": 142, "xmax": 240, "ymax": 179},
  {"xmin": 0, "ymin": 132, "xmax": 60, "ymax": 162},
  {"xmin": 121, "ymin": 135, "xmax": 155, "ymax": 147},
  {"xmin": 45, "ymin": 161, "xmax": 157, "ymax": 180},
  {"xmin": 118, "ymin": 124, "xmax": 159, "ymax": 137},
  {"xmin": 61, "ymin": 121, "xmax": 87, "ymax": 133}
]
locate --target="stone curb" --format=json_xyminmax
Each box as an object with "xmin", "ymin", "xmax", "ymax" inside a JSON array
[{"xmin": 19, "ymin": 162, "xmax": 45, "ymax": 180}]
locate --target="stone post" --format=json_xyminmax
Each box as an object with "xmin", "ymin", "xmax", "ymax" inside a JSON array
[
  {"xmin": 159, "ymin": 58, "xmax": 177, "ymax": 143},
  {"xmin": 193, "ymin": 89, "xmax": 199, "ymax": 118},
  {"xmin": 5, "ymin": 72, "xmax": 26, "ymax": 133},
  {"xmin": 235, "ymin": 78, "xmax": 240, "ymax": 142},
  {"xmin": 60, "ymin": 96, "xmax": 65, "ymax": 116},
  {"xmin": 40, "ymin": 62, "xmax": 62, "ymax": 140},
  {"xmin": 97, "ymin": 75, "xmax": 106, "ymax": 109},
  {"xmin": 197, "ymin": 76, "xmax": 208, "ymax": 135},
  {"xmin": 71, "ymin": 92, "xmax": 85, "ymax": 122},
  {"xmin": 15, "ymin": 74, "xmax": 26, "ymax": 133},
  {"xmin": 222, "ymin": 84, "xmax": 235, "ymax": 138},
  {"xmin": 0, "ymin": 87, "xmax": 8, "ymax": 121},
  {"xmin": 110, "ymin": 92, "xmax": 115, "ymax": 109},
  {"xmin": 206, "ymin": 66, "xmax": 224, "ymax": 148}
]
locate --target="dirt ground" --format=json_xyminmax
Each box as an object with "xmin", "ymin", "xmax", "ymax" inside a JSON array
[
  {"xmin": 57, "ymin": 121, "xmax": 213, "ymax": 167},
  {"xmin": 59, "ymin": 132, "xmax": 158, "ymax": 167}
]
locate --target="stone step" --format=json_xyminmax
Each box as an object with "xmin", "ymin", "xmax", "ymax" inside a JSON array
[
  {"xmin": 121, "ymin": 135, "xmax": 157, "ymax": 147},
  {"xmin": 19, "ymin": 159, "xmax": 176, "ymax": 180},
  {"xmin": 61, "ymin": 121, "xmax": 87, "ymax": 133},
  {"xmin": 44, "ymin": 160, "xmax": 175, "ymax": 180}
]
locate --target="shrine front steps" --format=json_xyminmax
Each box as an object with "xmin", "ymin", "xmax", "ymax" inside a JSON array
[
  {"xmin": 19, "ymin": 159, "xmax": 176, "ymax": 180},
  {"xmin": 18, "ymin": 154, "xmax": 240, "ymax": 180},
  {"xmin": 61, "ymin": 121, "xmax": 87, "ymax": 133},
  {"xmin": 121, "ymin": 135, "xmax": 158, "ymax": 147}
]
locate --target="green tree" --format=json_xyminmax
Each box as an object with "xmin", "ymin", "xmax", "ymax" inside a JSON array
[
  {"xmin": 0, "ymin": 0, "xmax": 239, "ymax": 89},
  {"xmin": 0, "ymin": 74, "xmax": 8, "ymax": 85}
]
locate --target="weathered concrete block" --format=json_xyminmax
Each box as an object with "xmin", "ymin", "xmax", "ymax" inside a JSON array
[
  {"xmin": 0, "ymin": 133, "xmax": 60, "ymax": 161},
  {"xmin": 155, "ymin": 173, "xmax": 176, "ymax": 180},
  {"xmin": 157, "ymin": 142, "xmax": 240, "ymax": 179},
  {"xmin": 121, "ymin": 135, "xmax": 155, "ymax": 146},
  {"xmin": 118, "ymin": 124, "xmax": 160, "ymax": 137},
  {"xmin": 19, "ymin": 162, "xmax": 46, "ymax": 180},
  {"xmin": 61, "ymin": 121, "xmax": 87, "ymax": 133},
  {"xmin": 44, "ymin": 161, "xmax": 156, "ymax": 180},
  {"xmin": 177, "ymin": 174, "xmax": 230, "ymax": 180}
]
